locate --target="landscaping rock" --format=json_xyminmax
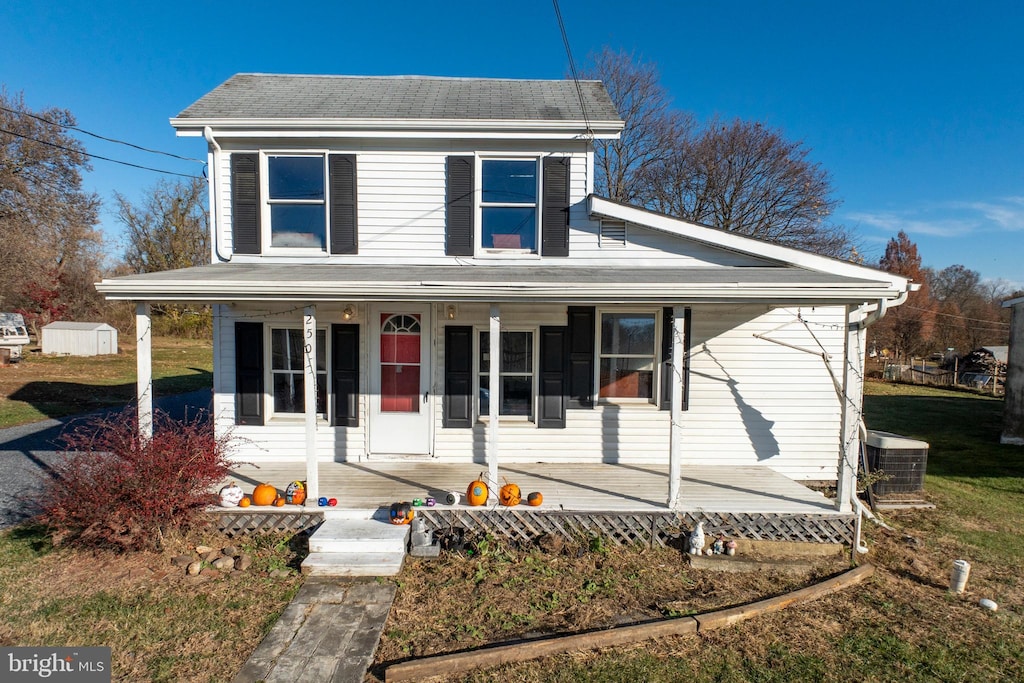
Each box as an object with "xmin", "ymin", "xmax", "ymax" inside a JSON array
[
  {"xmin": 270, "ymin": 569, "xmax": 291, "ymax": 578},
  {"xmin": 222, "ymin": 545, "xmax": 240, "ymax": 558},
  {"xmin": 195, "ymin": 545, "xmax": 214, "ymax": 555},
  {"xmin": 200, "ymin": 568, "xmax": 221, "ymax": 578},
  {"xmin": 235, "ymin": 554, "xmax": 253, "ymax": 571},
  {"xmin": 186, "ymin": 561, "xmax": 202, "ymax": 576},
  {"xmin": 213, "ymin": 557, "xmax": 235, "ymax": 571},
  {"xmin": 537, "ymin": 533, "xmax": 564, "ymax": 555},
  {"xmin": 171, "ymin": 554, "xmax": 194, "ymax": 568},
  {"xmin": 202, "ymin": 551, "xmax": 222, "ymax": 563}
]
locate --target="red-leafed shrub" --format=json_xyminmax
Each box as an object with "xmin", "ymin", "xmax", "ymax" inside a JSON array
[{"xmin": 34, "ymin": 409, "xmax": 235, "ymax": 551}]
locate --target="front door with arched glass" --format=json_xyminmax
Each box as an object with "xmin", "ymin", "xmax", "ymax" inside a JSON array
[{"xmin": 369, "ymin": 306, "xmax": 432, "ymax": 455}]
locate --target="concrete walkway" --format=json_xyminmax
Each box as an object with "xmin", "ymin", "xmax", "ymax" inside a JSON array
[{"xmin": 232, "ymin": 579, "xmax": 395, "ymax": 683}]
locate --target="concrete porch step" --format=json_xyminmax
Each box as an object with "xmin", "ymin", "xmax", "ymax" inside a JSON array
[
  {"xmin": 301, "ymin": 551, "xmax": 405, "ymax": 577},
  {"xmin": 301, "ymin": 517, "xmax": 410, "ymax": 577},
  {"xmin": 309, "ymin": 518, "xmax": 410, "ymax": 554}
]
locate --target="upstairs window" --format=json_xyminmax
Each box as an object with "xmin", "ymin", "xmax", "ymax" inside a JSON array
[
  {"xmin": 480, "ymin": 159, "xmax": 538, "ymax": 252},
  {"xmin": 267, "ymin": 155, "xmax": 326, "ymax": 249},
  {"xmin": 599, "ymin": 312, "xmax": 657, "ymax": 400}
]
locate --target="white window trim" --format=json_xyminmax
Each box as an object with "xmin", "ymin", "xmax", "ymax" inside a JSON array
[
  {"xmin": 475, "ymin": 326, "xmax": 538, "ymax": 423},
  {"xmin": 260, "ymin": 150, "xmax": 330, "ymax": 256},
  {"xmin": 265, "ymin": 325, "xmax": 331, "ymax": 422},
  {"xmin": 595, "ymin": 308, "xmax": 662, "ymax": 406},
  {"xmin": 475, "ymin": 153, "xmax": 543, "ymax": 258}
]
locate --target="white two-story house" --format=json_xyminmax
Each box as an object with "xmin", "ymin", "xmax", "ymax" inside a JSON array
[{"xmin": 98, "ymin": 74, "xmax": 910, "ymax": 521}]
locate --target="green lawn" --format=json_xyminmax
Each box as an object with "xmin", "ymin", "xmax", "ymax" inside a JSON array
[{"xmin": 0, "ymin": 337, "xmax": 212, "ymax": 428}]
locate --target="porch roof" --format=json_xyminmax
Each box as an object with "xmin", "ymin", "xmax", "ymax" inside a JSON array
[{"xmin": 97, "ymin": 263, "xmax": 901, "ymax": 304}]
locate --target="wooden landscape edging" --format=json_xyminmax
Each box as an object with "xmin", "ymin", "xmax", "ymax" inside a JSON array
[{"xmin": 384, "ymin": 563, "xmax": 875, "ymax": 682}]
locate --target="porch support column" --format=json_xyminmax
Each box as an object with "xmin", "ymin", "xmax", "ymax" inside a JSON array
[
  {"xmin": 136, "ymin": 302, "xmax": 153, "ymax": 441},
  {"xmin": 668, "ymin": 305, "xmax": 685, "ymax": 508},
  {"xmin": 303, "ymin": 306, "xmax": 319, "ymax": 504},
  {"xmin": 837, "ymin": 304, "xmax": 867, "ymax": 513},
  {"xmin": 488, "ymin": 304, "xmax": 501, "ymax": 496}
]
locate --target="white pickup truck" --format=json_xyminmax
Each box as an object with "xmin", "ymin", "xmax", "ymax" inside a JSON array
[{"xmin": 0, "ymin": 313, "xmax": 30, "ymax": 361}]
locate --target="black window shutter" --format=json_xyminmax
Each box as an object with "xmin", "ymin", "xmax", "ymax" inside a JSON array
[
  {"xmin": 445, "ymin": 156, "xmax": 474, "ymax": 256},
  {"xmin": 331, "ymin": 324, "xmax": 359, "ymax": 427},
  {"xmin": 661, "ymin": 308, "xmax": 692, "ymax": 411},
  {"xmin": 231, "ymin": 153, "xmax": 260, "ymax": 254},
  {"xmin": 566, "ymin": 306, "xmax": 595, "ymax": 409},
  {"xmin": 329, "ymin": 154, "xmax": 358, "ymax": 254},
  {"xmin": 234, "ymin": 322, "xmax": 264, "ymax": 425},
  {"xmin": 541, "ymin": 156, "xmax": 570, "ymax": 257},
  {"xmin": 538, "ymin": 326, "xmax": 567, "ymax": 428},
  {"xmin": 444, "ymin": 326, "xmax": 474, "ymax": 427}
]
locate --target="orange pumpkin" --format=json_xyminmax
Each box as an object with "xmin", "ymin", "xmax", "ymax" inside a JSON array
[
  {"xmin": 238, "ymin": 496, "xmax": 251, "ymax": 508},
  {"xmin": 499, "ymin": 481, "xmax": 521, "ymax": 507},
  {"xmin": 252, "ymin": 483, "xmax": 278, "ymax": 506},
  {"xmin": 526, "ymin": 491, "xmax": 543, "ymax": 506},
  {"xmin": 274, "ymin": 497, "xmax": 286, "ymax": 507},
  {"xmin": 466, "ymin": 474, "xmax": 489, "ymax": 506}
]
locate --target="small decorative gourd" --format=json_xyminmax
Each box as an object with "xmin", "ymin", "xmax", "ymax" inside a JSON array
[
  {"xmin": 499, "ymin": 480, "xmax": 521, "ymax": 507},
  {"xmin": 238, "ymin": 496, "xmax": 251, "ymax": 508},
  {"xmin": 389, "ymin": 501, "xmax": 414, "ymax": 525},
  {"xmin": 526, "ymin": 491, "xmax": 543, "ymax": 506},
  {"xmin": 285, "ymin": 481, "xmax": 306, "ymax": 505},
  {"xmin": 219, "ymin": 483, "xmax": 244, "ymax": 507},
  {"xmin": 252, "ymin": 483, "xmax": 278, "ymax": 507},
  {"xmin": 466, "ymin": 474, "xmax": 489, "ymax": 506}
]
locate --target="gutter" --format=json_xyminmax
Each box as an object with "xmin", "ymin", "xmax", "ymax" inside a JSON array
[{"xmin": 204, "ymin": 127, "xmax": 231, "ymax": 263}]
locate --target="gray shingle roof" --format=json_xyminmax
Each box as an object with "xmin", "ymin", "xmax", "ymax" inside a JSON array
[{"xmin": 175, "ymin": 74, "xmax": 621, "ymax": 123}]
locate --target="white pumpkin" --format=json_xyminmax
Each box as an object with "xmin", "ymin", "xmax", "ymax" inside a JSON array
[{"xmin": 219, "ymin": 483, "xmax": 244, "ymax": 507}]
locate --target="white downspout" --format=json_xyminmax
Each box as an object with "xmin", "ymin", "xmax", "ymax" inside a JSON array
[{"xmin": 203, "ymin": 126, "xmax": 231, "ymax": 263}]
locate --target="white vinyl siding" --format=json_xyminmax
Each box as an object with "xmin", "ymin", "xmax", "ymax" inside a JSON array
[
  {"xmin": 220, "ymin": 144, "xmax": 773, "ymax": 268},
  {"xmin": 212, "ymin": 305, "xmax": 367, "ymax": 462}
]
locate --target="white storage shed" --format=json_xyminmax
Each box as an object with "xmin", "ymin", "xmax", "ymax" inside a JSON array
[{"xmin": 41, "ymin": 322, "xmax": 118, "ymax": 356}]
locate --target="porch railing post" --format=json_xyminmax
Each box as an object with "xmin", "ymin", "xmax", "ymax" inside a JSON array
[
  {"xmin": 136, "ymin": 302, "xmax": 153, "ymax": 441},
  {"xmin": 488, "ymin": 304, "xmax": 501, "ymax": 496},
  {"xmin": 303, "ymin": 305, "xmax": 319, "ymax": 504},
  {"xmin": 668, "ymin": 305, "xmax": 684, "ymax": 508}
]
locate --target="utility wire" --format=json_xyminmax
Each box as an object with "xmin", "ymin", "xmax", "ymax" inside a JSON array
[
  {"xmin": 0, "ymin": 127, "xmax": 203, "ymax": 179},
  {"xmin": 551, "ymin": 0, "xmax": 592, "ymax": 137},
  {"xmin": 904, "ymin": 305, "xmax": 1009, "ymax": 327},
  {"xmin": 0, "ymin": 104, "xmax": 206, "ymax": 164}
]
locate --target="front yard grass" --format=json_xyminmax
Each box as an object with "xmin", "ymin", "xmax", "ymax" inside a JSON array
[{"xmin": 0, "ymin": 336, "xmax": 212, "ymax": 428}]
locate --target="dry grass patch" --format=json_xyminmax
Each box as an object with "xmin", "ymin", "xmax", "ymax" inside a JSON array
[{"xmin": 0, "ymin": 524, "xmax": 305, "ymax": 682}]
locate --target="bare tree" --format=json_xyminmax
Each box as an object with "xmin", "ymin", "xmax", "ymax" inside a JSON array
[
  {"xmin": 114, "ymin": 177, "xmax": 211, "ymax": 337},
  {"xmin": 582, "ymin": 50, "xmax": 851, "ymax": 258},
  {"xmin": 0, "ymin": 88, "xmax": 103, "ymax": 331},
  {"xmin": 116, "ymin": 177, "xmax": 209, "ymax": 273},
  {"xmin": 645, "ymin": 119, "xmax": 850, "ymax": 257},
  {"xmin": 579, "ymin": 48, "xmax": 690, "ymax": 203}
]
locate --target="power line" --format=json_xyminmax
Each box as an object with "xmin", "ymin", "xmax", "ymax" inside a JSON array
[
  {"xmin": 905, "ymin": 305, "xmax": 1009, "ymax": 327},
  {"xmin": 0, "ymin": 104, "xmax": 206, "ymax": 164},
  {"xmin": 551, "ymin": 0, "xmax": 592, "ymax": 138},
  {"xmin": 0, "ymin": 126, "xmax": 203, "ymax": 179}
]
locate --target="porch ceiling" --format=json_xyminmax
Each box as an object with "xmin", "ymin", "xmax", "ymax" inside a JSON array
[
  {"xmin": 223, "ymin": 462, "xmax": 841, "ymax": 515},
  {"xmin": 97, "ymin": 263, "xmax": 898, "ymax": 304}
]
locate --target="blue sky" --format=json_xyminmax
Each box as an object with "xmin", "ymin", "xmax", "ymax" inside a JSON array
[{"xmin": 2, "ymin": 1, "xmax": 1021, "ymax": 288}]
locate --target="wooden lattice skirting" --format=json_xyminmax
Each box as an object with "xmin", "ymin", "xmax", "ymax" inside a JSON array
[
  {"xmin": 417, "ymin": 509, "xmax": 855, "ymax": 547},
  {"xmin": 207, "ymin": 510, "xmax": 324, "ymax": 537}
]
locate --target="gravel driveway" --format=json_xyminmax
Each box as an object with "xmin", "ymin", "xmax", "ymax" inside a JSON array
[{"xmin": 0, "ymin": 389, "xmax": 212, "ymax": 529}]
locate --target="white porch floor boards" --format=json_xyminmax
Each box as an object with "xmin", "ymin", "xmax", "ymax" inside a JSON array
[{"xmin": 224, "ymin": 462, "xmax": 841, "ymax": 516}]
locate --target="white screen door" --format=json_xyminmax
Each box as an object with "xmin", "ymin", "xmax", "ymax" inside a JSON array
[{"xmin": 369, "ymin": 306, "xmax": 432, "ymax": 454}]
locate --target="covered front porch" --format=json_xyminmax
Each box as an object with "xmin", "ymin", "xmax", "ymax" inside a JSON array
[
  {"xmin": 217, "ymin": 461, "xmax": 855, "ymax": 547},
  {"xmin": 224, "ymin": 461, "xmax": 839, "ymax": 515}
]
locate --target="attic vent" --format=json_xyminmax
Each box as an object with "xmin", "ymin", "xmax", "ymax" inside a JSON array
[{"xmin": 600, "ymin": 220, "xmax": 627, "ymax": 248}]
